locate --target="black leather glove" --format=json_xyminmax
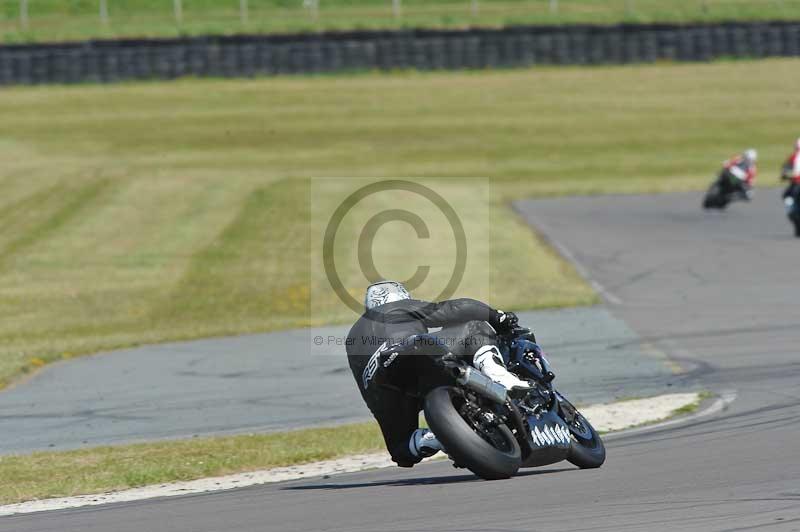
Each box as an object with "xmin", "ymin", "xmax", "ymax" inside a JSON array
[{"xmin": 494, "ymin": 310, "xmax": 518, "ymax": 333}]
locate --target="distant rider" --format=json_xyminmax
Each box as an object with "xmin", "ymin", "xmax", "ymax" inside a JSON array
[
  {"xmin": 346, "ymin": 281, "xmax": 531, "ymax": 468},
  {"xmin": 721, "ymin": 148, "xmax": 758, "ymax": 200},
  {"xmin": 780, "ymin": 138, "xmax": 800, "ymax": 237},
  {"xmin": 781, "ymin": 138, "xmax": 800, "ymax": 200}
]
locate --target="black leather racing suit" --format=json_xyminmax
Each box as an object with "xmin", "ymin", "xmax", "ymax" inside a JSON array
[{"xmin": 346, "ymin": 298, "xmax": 506, "ymax": 467}]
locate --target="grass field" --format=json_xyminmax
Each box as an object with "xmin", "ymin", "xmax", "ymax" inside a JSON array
[
  {"xmin": 1, "ymin": 0, "xmax": 800, "ymax": 43},
  {"xmin": 1, "ymin": 58, "xmax": 799, "ymax": 390}
]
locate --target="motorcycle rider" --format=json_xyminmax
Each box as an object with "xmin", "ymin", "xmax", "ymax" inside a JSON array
[
  {"xmin": 781, "ymin": 138, "xmax": 800, "ymax": 197},
  {"xmin": 720, "ymin": 148, "xmax": 758, "ymax": 200},
  {"xmin": 780, "ymin": 138, "xmax": 800, "ymax": 236},
  {"xmin": 346, "ymin": 280, "xmax": 532, "ymax": 468}
]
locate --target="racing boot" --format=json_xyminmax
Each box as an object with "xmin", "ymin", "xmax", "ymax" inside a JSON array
[
  {"xmin": 473, "ymin": 345, "xmax": 532, "ymax": 396},
  {"xmin": 409, "ymin": 428, "xmax": 443, "ymax": 459}
]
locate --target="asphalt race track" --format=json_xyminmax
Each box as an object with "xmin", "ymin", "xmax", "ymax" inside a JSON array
[
  {"xmin": 3, "ymin": 191, "xmax": 800, "ymax": 531},
  {"xmin": 0, "ymin": 308, "xmax": 670, "ymax": 454}
]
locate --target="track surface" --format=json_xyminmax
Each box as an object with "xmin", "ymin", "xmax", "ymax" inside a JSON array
[
  {"xmin": 4, "ymin": 192, "xmax": 800, "ymax": 531},
  {"xmin": 0, "ymin": 307, "xmax": 669, "ymax": 454}
]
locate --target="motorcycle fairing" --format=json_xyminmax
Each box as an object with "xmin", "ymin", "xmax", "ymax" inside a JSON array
[{"xmin": 521, "ymin": 411, "xmax": 571, "ymax": 467}]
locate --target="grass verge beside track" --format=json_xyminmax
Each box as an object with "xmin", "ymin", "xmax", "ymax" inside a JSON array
[
  {"xmin": 1, "ymin": 59, "xmax": 798, "ymax": 389},
  {"xmin": 0, "ymin": 392, "xmax": 707, "ymax": 505},
  {"xmin": 0, "ymin": 423, "xmax": 384, "ymax": 505}
]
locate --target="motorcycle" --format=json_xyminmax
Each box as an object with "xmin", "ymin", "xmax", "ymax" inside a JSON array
[
  {"xmin": 780, "ymin": 166, "xmax": 800, "ymax": 237},
  {"xmin": 703, "ymin": 169, "xmax": 751, "ymax": 210},
  {"xmin": 413, "ymin": 327, "xmax": 605, "ymax": 480}
]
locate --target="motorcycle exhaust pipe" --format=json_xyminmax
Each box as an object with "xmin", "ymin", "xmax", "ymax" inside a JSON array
[{"xmin": 452, "ymin": 366, "xmax": 508, "ymax": 405}]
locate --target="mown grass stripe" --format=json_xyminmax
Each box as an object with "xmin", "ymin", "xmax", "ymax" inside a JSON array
[
  {"xmin": 0, "ymin": 179, "xmax": 114, "ymax": 270},
  {"xmin": 153, "ymin": 178, "xmax": 310, "ymax": 326},
  {"xmin": 0, "ymin": 181, "xmax": 70, "ymax": 228}
]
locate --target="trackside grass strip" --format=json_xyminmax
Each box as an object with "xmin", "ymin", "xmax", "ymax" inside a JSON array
[
  {"xmin": 0, "ymin": 422, "xmax": 384, "ymax": 505},
  {"xmin": 0, "ymin": 393, "xmax": 707, "ymax": 505}
]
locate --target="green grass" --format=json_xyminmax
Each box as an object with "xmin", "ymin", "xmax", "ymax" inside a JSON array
[
  {"xmin": 2, "ymin": 0, "xmax": 800, "ymax": 43},
  {"xmin": 0, "ymin": 390, "xmax": 711, "ymax": 504},
  {"xmin": 1, "ymin": 59, "xmax": 799, "ymax": 390},
  {"xmin": 0, "ymin": 421, "xmax": 385, "ymax": 504},
  {"xmin": 671, "ymin": 390, "xmax": 713, "ymax": 416}
]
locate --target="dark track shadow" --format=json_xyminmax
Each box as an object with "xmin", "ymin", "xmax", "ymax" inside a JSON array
[{"xmin": 283, "ymin": 467, "xmax": 574, "ymax": 491}]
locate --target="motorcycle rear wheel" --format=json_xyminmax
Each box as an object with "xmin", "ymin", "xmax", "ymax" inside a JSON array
[
  {"xmin": 424, "ymin": 386, "xmax": 521, "ymax": 480},
  {"xmin": 703, "ymin": 185, "xmax": 728, "ymax": 210},
  {"xmin": 788, "ymin": 206, "xmax": 800, "ymax": 237}
]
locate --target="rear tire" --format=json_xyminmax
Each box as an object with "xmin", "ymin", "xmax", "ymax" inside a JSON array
[
  {"xmin": 703, "ymin": 184, "xmax": 720, "ymax": 209},
  {"xmin": 703, "ymin": 184, "xmax": 729, "ymax": 210},
  {"xmin": 424, "ymin": 386, "xmax": 521, "ymax": 480},
  {"xmin": 789, "ymin": 206, "xmax": 800, "ymax": 237}
]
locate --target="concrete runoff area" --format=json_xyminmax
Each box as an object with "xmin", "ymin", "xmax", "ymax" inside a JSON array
[
  {"xmin": 0, "ymin": 307, "xmax": 675, "ymax": 454},
  {"xmin": 2, "ymin": 191, "xmax": 796, "ymax": 531}
]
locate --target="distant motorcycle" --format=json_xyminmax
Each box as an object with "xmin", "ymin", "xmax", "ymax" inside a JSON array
[
  {"xmin": 406, "ymin": 328, "xmax": 605, "ymax": 480},
  {"xmin": 703, "ymin": 169, "xmax": 751, "ymax": 210},
  {"xmin": 780, "ymin": 164, "xmax": 800, "ymax": 237}
]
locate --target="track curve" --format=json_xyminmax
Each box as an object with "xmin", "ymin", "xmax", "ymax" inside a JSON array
[{"xmin": 3, "ymin": 191, "xmax": 799, "ymax": 531}]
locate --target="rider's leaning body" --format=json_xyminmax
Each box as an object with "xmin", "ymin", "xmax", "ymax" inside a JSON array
[
  {"xmin": 346, "ymin": 281, "xmax": 530, "ymax": 468},
  {"xmin": 781, "ymin": 138, "xmax": 800, "ymax": 199},
  {"xmin": 721, "ymin": 148, "xmax": 758, "ymax": 199}
]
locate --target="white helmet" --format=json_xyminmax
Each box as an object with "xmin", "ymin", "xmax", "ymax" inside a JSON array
[
  {"xmin": 364, "ymin": 281, "xmax": 411, "ymax": 310},
  {"xmin": 743, "ymin": 148, "xmax": 758, "ymax": 163}
]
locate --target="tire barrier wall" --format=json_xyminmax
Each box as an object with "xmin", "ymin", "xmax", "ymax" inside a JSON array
[{"xmin": 1, "ymin": 22, "xmax": 799, "ymax": 85}]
